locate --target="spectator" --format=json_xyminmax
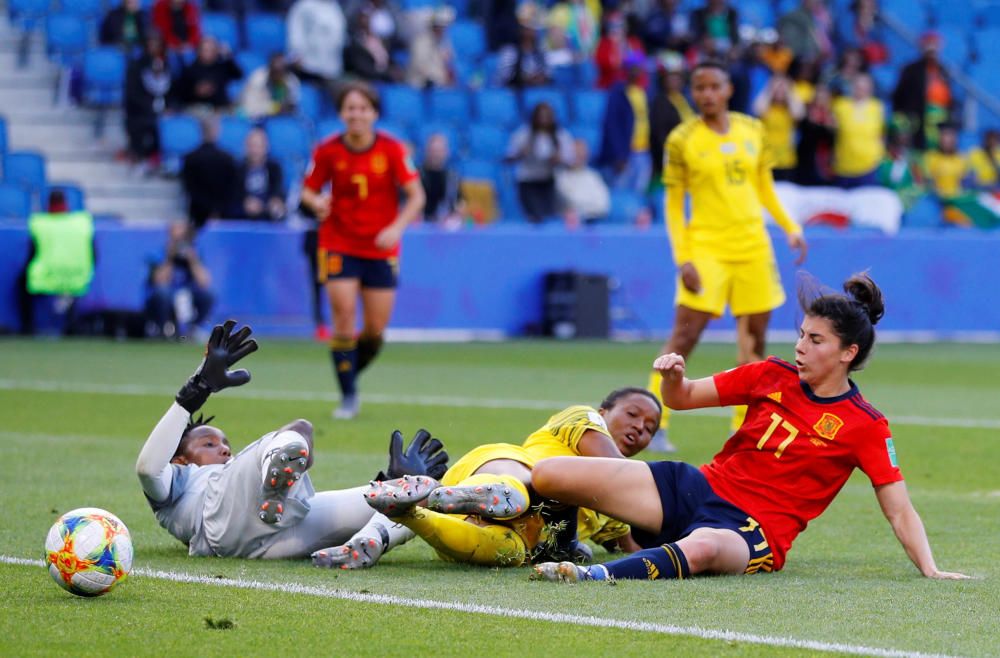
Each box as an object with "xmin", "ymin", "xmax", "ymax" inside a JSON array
[
  {"xmin": 18, "ymin": 190, "xmax": 95, "ymax": 336},
  {"xmin": 778, "ymin": 0, "xmax": 834, "ymax": 65},
  {"xmin": 343, "ymin": 10, "xmax": 402, "ymax": 82},
  {"xmin": 642, "ymin": 0, "xmax": 691, "ymax": 55},
  {"xmin": 690, "ymin": 0, "xmax": 739, "ymax": 55},
  {"xmin": 346, "ymin": 0, "xmax": 406, "ymax": 52},
  {"xmin": 505, "ymin": 102, "xmax": 575, "ymax": 223},
  {"xmin": 236, "ymin": 128, "xmax": 286, "ymax": 221},
  {"xmin": 754, "ymin": 27, "xmax": 795, "ymax": 75},
  {"xmin": 176, "ymin": 37, "xmax": 243, "ymax": 111},
  {"xmin": 496, "ymin": 19, "xmax": 550, "ymax": 88},
  {"xmin": 831, "ymin": 72, "xmax": 884, "ymax": 187},
  {"xmin": 922, "ymin": 125, "xmax": 969, "ymax": 201},
  {"xmin": 877, "ymin": 127, "xmax": 924, "ymax": 209},
  {"xmin": 241, "ymin": 53, "xmax": 301, "ymax": 119},
  {"xmin": 181, "ymin": 115, "xmax": 238, "ymax": 228},
  {"xmin": 486, "ymin": 0, "xmax": 519, "ymax": 52},
  {"xmin": 151, "ymin": 0, "xmax": 201, "ymax": 54},
  {"xmin": 419, "ymin": 133, "xmax": 463, "ymax": 224},
  {"xmin": 99, "ymin": 0, "xmax": 149, "ymax": 54},
  {"xmin": 891, "ymin": 32, "xmax": 953, "ymax": 150},
  {"xmin": 596, "ymin": 54, "xmax": 653, "ymax": 193},
  {"xmin": 556, "ymin": 138, "xmax": 610, "ymax": 225},
  {"xmin": 547, "ymin": 0, "xmax": 599, "ymax": 58},
  {"xmin": 287, "ymin": 0, "xmax": 347, "ymax": 86},
  {"xmin": 752, "ymin": 75, "xmax": 805, "ymax": 181},
  {"xmin": 794, "ymin": 85, "xmax": 835, "ymax": 185},
  {"xmin": 545, "ymin": 24, "xmax": 579, "ymax": 84},
  {"xmin": 789, "ymin": 56, "xmax": 821, "ymax": 104},
  {"xmin": 124, "ymin": 34, "xmax": 174, "ymax": 171},
  {"xmin": 594, "ymin": 12, "xmax": 646, "ymax": 89},
  {"xmin": 822, "ymin": 47, "xmax": 868, "ymax": 98},
  {"xmin": 968, "ymin": 129, "xmax": 1000, "ymax": 190},
  {"xmin": 145, "ymin": 220, "xmax": 213, "ymax": 339},
  {"xmin": 836, "ymin": 0, "xmax": 887, "ymax": 66},
  {"xmin": 407, "ymin": 7, "xmax": 456, "ymax": 88},
  {"xmin": 649, "ymin": 58, "xmax": 686, "ymax": 187}
]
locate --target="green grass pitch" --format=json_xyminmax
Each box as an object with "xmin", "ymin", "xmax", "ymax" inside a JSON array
[{"xmin": 1, "ymin": 338, "xmax": 998, "ymax": 657}]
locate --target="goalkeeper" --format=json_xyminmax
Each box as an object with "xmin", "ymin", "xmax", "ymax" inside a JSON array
[{"xmin": 135, "ymin": 320, "xmax": 449, "ymax": 559}]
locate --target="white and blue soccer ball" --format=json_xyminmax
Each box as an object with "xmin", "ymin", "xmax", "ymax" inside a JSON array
[{"xmin": 44, "ymin": 508, "xmax": 133, "ymax": 597}]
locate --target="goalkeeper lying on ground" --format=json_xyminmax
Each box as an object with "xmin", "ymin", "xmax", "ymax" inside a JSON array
[
  {"xmin": 135, "ymin": 320, "xmax": 449, "ymax": 559},
  {"xmin": 312, "ymin": 388, "xmax": 662, "ymax": 569}
]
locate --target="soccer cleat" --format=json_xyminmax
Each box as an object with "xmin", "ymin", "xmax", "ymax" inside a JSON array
[
  {"xmin": 426, "ymin": 482, "xmax": 529, "ymax": 518},
  {"xmin": 529, "ymin": 561, "xmax": 588, "ymax": 583},
  {"xmin": 363, "ymin": 475, "xmax": 439, "ymax": 516},
  {"xmin": 333, "ymin": 395, "xmax": 360, "ymax": 420},
  {"xmin": 311, "ymin": 535, "xmax": 384, "ymax": 570},
  {"xmin": 647, "ymin": 428, "xmax": 677, "ymax": 453},
  {"xmin": 258, "ymin": 441, "xmax": 311, "ymax": 524}
]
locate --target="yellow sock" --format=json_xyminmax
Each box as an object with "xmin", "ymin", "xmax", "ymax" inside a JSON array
[
  {"xmin": 731, "ymin": 405, "xmax": 748, "ymax": 431},
  {"xmin": 452, "ymin": 473, "xmax": 531, "ymax": 520},
  {"xmin": 647, "ymin": 371, "xmax": 671, "ymax": 430},
  {"xmin": 400, "ymin": 508, "xmax": 528, "ymax": 566}
]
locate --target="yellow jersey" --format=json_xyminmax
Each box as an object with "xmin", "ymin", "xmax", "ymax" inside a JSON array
[
  {"xmin": 923, "ymin": 151, "xmax": 969, "ymax": 198},
  {"xmin": 663, "ymin": 113, "xmax": 780, "ymax": 263},
  {"xmin": 521, "ymin": 405, "xmax": 631, "ymax": 544},
  {"xmin": 626, "ymin": 84, "xmax": 650, "ymax": 152},
  {"xmin": 967, "ymin": 146, "xmax": 1000, "ymax": 187},
  {"xmin": 760, "ymin": 105, "xmax": 797, "ymax": 170},
  {"xmin": 831, "ymin": 97, "xmax": 885, "ymax": 176}
]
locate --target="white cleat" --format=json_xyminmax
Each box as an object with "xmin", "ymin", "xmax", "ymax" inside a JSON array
[
  {"xmin": 530, "ymin": 561, "xmax": 587, "ymax": 583},
  {"xmin": 426, "ymin": 482, "xmax": 528, "ymax": 518},
  {"xmin": 312, "ymin": 535, "xmax": 384, "ymax": 570},
  {"xmin": 362, "ymin": 475, "xmax": 439, "ymax": 516},
  {"xmin": 333, "ymin": 395, "xmax": 360, "ymax": 420}
]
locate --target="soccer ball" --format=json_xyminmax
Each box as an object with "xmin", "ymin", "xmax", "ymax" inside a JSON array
[{"xmin": 44, "ymin": 508, "xmax": 133, "ymax": 597}]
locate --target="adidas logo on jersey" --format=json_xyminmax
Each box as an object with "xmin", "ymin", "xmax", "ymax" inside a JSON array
[{"xmin": 767, "ymin": 391, "xmax": 782, "ymax": 403}]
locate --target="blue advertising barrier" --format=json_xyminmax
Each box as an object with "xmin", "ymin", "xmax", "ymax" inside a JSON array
[{"xmin": 2, "ymin": 220, "xmax": 999, "ymax": 338}]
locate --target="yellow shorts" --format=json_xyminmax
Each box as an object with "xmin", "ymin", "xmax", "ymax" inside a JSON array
[
  {"xmin": 676, "ymin": 255, "xmax": 785, "ymax": 317},
  {"xmin": 440, "ymin": 443, "xmax": 537, "ymax": 487}
]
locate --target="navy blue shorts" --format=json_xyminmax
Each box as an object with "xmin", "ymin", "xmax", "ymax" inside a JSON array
[
  {"xmin": 319, "ymin": 250, "xmax": 398, "ymax": 289},
  {"xmin": 631, "ymin": 461, "xmax": 774, "ymax": 574}
]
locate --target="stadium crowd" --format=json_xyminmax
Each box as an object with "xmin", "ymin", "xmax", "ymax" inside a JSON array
[{"xmin": 5, "ymin": 0, "xmax": 998, "ymax": 231}]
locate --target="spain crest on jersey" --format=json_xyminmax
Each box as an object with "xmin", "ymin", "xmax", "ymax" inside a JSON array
[
  {"xmin": 370, "ymin": 153, "xmax": 388, "ymax": 174},
  {"xmin": 813, "ymin": 413, "xmax": 844, "ymax": 441}
]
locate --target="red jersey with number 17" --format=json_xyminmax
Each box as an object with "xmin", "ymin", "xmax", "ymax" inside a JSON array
[
  {"xmin": 702, "ymin": 357, "xmax": 903, "ymax": 570},
  {"xmin": 303, "ymin": 131, "xmax": 419, "ymax": 259}
]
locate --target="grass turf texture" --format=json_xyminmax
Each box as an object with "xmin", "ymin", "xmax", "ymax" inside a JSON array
[{"xmin": 1, "ymin": 338, "xmax": 997, "ymax": 657}]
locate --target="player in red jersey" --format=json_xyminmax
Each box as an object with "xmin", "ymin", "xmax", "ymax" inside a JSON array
[
  {"xmin": 300, "ymin": 81, "xmax": 424, "ymax": 420},
  {"xmin": 530, "ymin": 273, "xmax": 969, "ymax": 582}
]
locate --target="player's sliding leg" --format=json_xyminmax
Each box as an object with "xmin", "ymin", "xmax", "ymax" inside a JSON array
[
  {"xmin": 257, "ymin": 423, "xmax": 314, "ymax": 523},
  {"xmin": 364, "ymin": 475, "xmax": 440, "ymax": 515},
  {"xmin": 327, "ymin": 279, "xmax": 361, "ymax": 420},
  {"xmin": 311, "ymin": 512, "xmax": 414, "ymax": 569},
  {"xmin": 426, "ymin": 473, "xmax": 530, "ymax": 519},
  {"xmin": 396, "ymin": 507, "xmax": 530, "ymax": 566}
]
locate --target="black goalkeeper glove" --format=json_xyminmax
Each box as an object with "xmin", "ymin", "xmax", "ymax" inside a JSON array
[
  {"xmin": 374, "ymin": 429, "xmax": 450, "ymax": 481},
  {"xmin": 175, "ymin": 320, "xmax": 259, "ymax": 413}
]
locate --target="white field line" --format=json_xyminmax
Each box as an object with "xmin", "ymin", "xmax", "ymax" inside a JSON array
[
  {"xmin": 1, "ymin": 556, "xmax": 959, "ymax": 658},
  {"xmin": 1, "ymin": 379, "xmax": 999, "ymax": 431}
]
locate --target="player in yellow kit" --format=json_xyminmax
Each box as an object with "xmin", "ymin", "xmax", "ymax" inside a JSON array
[
  {"xmin": 355, "ymin": 388, "xmax": 661, "ymax": 568},
  {"xmin": 647, "ymin": 60, "xmax": 808, "ymax": 453}
]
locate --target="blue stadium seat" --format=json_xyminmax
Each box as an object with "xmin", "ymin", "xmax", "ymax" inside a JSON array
[
  {"xmin": 264, "ymin": 116, "xmax": 312, "ymax": 160},
  {"xmin": 58, "ymin": 0, "xmax": 103, "ymax": 21},
  {"xmin": 8, "ymin": 0, "xmax": 51, "ymax": 30},
  {"xmin": 235, "ymin": 50, "xmax": 267, "ymax": 76},
  {"xmin": 975, "ymin": 28, "xmax": 1000, "ymax": 72},
  {"xmin": 937, "ymin": 26, "xmax": 970, "ymax": 65},
  {"xmin": 218, "ymin": 115, "xmax": 252, "ymax": 158},
  {"xmin": 930, "ymin": 1, "xmax": 975, "ymax": 28},
  {"xmin": 82, "ymin": 47, "xmax": 126, "ymax": 106},
  {"xmin": 202, "ymin": 12, "xmax": 240, "ymax": 51},
  {"xmin": 375, "ymin": 120, "xmax": 411, "ymax": 143},
  {"xmin": 381, "ymin": 84, "xmax": 425, "ymax": 126},
  {"xmin": 739, "ymin": 0, "xmax": 776, "ymax": 27},
  {"xmin": 869, "ymin": 64, "xmax": 898, "ymax": 99},
  {"xmin": 480, "ymin": 53, "xmax": 502, "ymax": 86},
  {"xmin": 158, "ymin": 115, "xmax": 202, "ymax": 170},
  {"xmin": 570, "ymin": 125, "xmax": 601, "ymax": 160},
  {"xmin": 979, "ymin": 2, "xmax": 1000, "ymax": 27},
  {"xmin": 2, "ymin": 151, "xmax": 47, "ymax": 197},
  {"xmin": 607, "ymin": 189, "xmax": 645, "ymax": 224},
  {"xmin": 522, "ymin": 87, "xmax": 569, "ymax": 123},
  {"xmin": 44, "ymin": 182, "xmax": 85, "ymax": 211},
  {"xmin": 45, "ymin": 13, "xmax": 88, "ymax": 65},
  {"xmin": 0, "ymin": 182, "xmax": 32, "ymax": 218},
  {"xmin": 460, "ymin": 158, "xmax": 502, "ymax": 186},
  {"xmin": 881, "ymin": 0, "xmax": 928, "ymax": 34},
  {"xmin": 450, "ymin": 19, "xmax": 486, "ymax": 60},
  {"xmin": 278, "ymin": 157, "xmax": 305, "ymax": 192},
  {"xmin": 0, "ymin": 116, "xmax": 7, "ymax": 153},
  {"xmin": 467, "ymin": 123, "xmax": 507, "ymax": 158},
  {"xmin": 428, "ymin": 88, "xmax": 471, "ymax": 124},
  {"xmin": 969, "ymin": 63, "xmax": 998, "ymax": 94},
  {"xmin": 245, "ymin": 13, "xmax": 286, "ymax": 56},
  {"xmin": 316, "ymin": 117, "xmax": 345, "ymax": 139},
  {"xmin": 473, "ymin": 87, "xmax": 519, "ymax": 127},
  {"xmin": 571, "ymin": 89, "xmax": 607, "ymax": 127},
  {"xmin": 401, "ymin": 0, "xmax": 436, "ymax": 8},
  {"xmin": 297, "ymin": 83, "xmax": 325, "ymax": 122}
]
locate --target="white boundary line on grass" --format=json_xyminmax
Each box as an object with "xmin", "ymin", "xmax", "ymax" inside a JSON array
[
  {"xmin": 2, "ymin": 556, "xmax": 957, "ymax": 658},
  {"xmin": 2, "ymin": 379, "xmax": 999, "ymax": 431}
]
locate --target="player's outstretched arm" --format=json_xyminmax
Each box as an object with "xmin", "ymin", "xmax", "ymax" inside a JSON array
[
  {"xmin": 654, "ymin": 353, "xmax": 721, "ymax": 411},
  {"xmin": 875, "ymin": 481, "xmax": 970, "ymax": 580},
  {"xmin": 175, "ymin": 319, "xmax": 258, "ymax": 413},
  {"xmin": 374, "ymin": 428, "xmax": 449, "ymax": 481}
]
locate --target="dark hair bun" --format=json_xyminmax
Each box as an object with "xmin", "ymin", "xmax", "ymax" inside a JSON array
[{"xmin": 843, "ymin": 273, "xmax": 885, "ymax": 326}]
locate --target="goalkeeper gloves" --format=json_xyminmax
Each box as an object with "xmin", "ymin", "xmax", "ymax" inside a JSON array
[
  {"xmin": 176, "ymin": 320, "xmax": 259, "ymax": 413},
  {"xmin": 374, "ymin": 429, "xmax": 449, "ymax": 481}
]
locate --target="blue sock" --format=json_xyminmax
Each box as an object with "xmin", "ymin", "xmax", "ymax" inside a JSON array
[
  {"xmin": 599, "ymin": 542, "xmax": 691, "ymax": 580},
  {"xmin": 330, "ymin": 336, "xmax": 358, "ymax": 397}
]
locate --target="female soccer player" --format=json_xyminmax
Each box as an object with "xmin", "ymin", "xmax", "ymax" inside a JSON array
[
  {"xmin": 316, "ymin": 388, "xmax": 662, "ymax": 569},
  {"xmin": 300, "ymin": 81, "xmax": 425, "ymax": 420},
  {"xmin": 532, "ymin": 274, "xmax": 969, "ymax": 582},
  {"xmin": 136, "ymin": 320, "xmax": 447, "ymax": 559},
  {"xmin": 647, "ymin": 59, "xmax": 808, "ymax": 452}
]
